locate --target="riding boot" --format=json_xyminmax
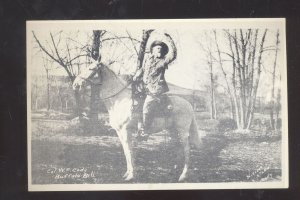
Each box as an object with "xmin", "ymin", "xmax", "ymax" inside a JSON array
[
  {"xmin": 135, "ymin": 112, "xmax": 144, "ymax": 136},
  {"xmin": 137, "ymin": 113, "xmax": 151, "ymax": 141}
]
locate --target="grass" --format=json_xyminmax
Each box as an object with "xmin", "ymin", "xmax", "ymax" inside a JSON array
[{"xmin": 30, "ymin": 112, "xmax": 282, "ymax": 184}]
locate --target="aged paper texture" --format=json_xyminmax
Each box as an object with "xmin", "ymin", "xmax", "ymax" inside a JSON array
[{"xmin": 27, "ymin": 19, "xmax": 288, "ymax": 191}]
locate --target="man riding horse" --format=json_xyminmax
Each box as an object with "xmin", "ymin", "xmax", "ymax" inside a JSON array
[
  {"xmin": 73, "ymin": 32, "xmax": 199, "ymax": 181},
  {"xmin": 132, "ymin": 33, "xmax": 177, "ymax": 140}
]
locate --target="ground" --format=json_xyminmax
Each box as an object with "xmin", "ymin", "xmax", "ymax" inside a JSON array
[{"xmin": 30, "ymin": 111, "xmax": 282, "ymax": 184}]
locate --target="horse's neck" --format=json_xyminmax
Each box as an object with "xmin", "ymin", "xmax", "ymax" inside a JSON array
[{"xmin": 100, "ymin": 66, "xmax": 132, "ymax": 109}]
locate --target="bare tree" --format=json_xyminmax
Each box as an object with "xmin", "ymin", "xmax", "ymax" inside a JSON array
[
  {"xmin": 31, "ymin": 76, "xmax": 40, "ymax": 110},
  {"xmin": 275, "ymin": 75, "xmax": 281, "ymax": 130},
  {"xmin": 246, "ymin": 29, "xmax": 268, "ymax": 129},
  {"xmin": 41, "ymin": 53, "xmax": 52, "ymax": 111},
  {"xmin": 32, "ymin": 31, "xmax": 89, "ymax": 116},
  {"xmin": 208, "ymin": 51, "xmax": 217, "ymax": 119},
  {"xmin": 51, "ymin": 75, "xmax": 64, "ymax": 112},
  {"xmin": 198, "ymin": 31, "xmax": 218, "ymax": 119},
  {"xmin": 270, "ymin": 30, "xmax": 280, "ymax": 130},
  {"xmin": 137, "ymin": 30, "xmax": 154, "ymax": 69},
  {"xmin": 213, "ymin": 30, "xmax": 234, "ymax": 119},
  {"xmin": 89, "ymin": 30, "xmax": 102, "ymax": 125},
  {"xmin": 221, "ymin": 29, "xmax": 268, "ymax": 130}
]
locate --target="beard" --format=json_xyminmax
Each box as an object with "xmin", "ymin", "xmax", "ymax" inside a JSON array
[{"xmin": 153, "ymin": 51, "xmax": 162, "ymax": 58}]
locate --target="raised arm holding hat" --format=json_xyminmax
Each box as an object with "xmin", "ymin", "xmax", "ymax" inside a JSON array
[{"xmin": 133, "ymin": 33, "xmax": 177, "ymax": 140}]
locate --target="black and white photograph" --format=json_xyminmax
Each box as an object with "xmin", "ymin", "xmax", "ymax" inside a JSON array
[{"xmin": 27, "ymin": 19, "xmax": 288, "ymax": 191}]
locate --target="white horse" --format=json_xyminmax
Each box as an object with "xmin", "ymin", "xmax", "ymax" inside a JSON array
[{"xmin": 72, "ymin": 61, "xmax": 202, "ymax": 182}]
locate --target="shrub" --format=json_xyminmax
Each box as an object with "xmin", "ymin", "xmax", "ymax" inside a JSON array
[{"xmin": 217, "ymin": 118, "xmax": 237, "ymax": 133}]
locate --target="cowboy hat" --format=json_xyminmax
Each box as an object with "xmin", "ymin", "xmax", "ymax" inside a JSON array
[{"xmin": 150, "ymin": 40, "xmax": 169, "ymax": 57}]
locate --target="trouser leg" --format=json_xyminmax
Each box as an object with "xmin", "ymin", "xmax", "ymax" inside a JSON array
[{"xmin": 142, "ymin": 95, "xmax": 158, "ymax": 134}]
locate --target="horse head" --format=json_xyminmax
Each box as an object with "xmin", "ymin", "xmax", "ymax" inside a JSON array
[{"xmin": 72, "ymin": 61, "xmax": 102, "ymax": 91}]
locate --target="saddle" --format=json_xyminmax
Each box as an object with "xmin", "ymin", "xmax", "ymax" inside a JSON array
[
  {"xmin": 155, "ymin": 94, "xmax": 173, "ymax": 116},
  {"xmin": 132, "ymin": 93, "xmax": 173, "ymax": 115},
  {"xmin": 131, "ymin": 81, "xmax": 173, "ymax": 116}
]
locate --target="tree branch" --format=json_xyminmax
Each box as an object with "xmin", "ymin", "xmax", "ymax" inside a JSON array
[
  {"xmin": 66, "ymin": 54, "xmax": 89, "ymax": 65},
  {"xmin": 50, "ymin": 32, "xmax": 65, "ymax": 66},
  {"xmin": 32, "ymin": 31, "xmax": 62, "ymax": 65},
  {"xmin": 102, "ymin": 36, "xmax": 141, "ymax": 43},
  {"xmin": 126, "ymin": 30, "xmax": 139, "ymax": 56}
]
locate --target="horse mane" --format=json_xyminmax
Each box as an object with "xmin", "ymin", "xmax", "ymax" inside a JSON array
[
  {"xmin": 100, "ymin": 64, "xmax": 132, "ymax": 86},
  {"xmin": 97, "ymin": 64, "xmax": 133, "ymax": 99}
]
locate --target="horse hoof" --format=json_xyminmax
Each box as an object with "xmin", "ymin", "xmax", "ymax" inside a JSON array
[
  {"xmin": 123, "ymin": 171, "xmax": 129, "ymax": 178},
  {"xmin": 178, "ymin": 174, "xmax": 187, "ymax": 182},
  {"xmin": 124, "ymin": 173, "xmax": 134, "ymax": 181}
]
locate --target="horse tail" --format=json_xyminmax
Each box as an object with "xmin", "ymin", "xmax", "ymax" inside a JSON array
[{"xmin": 189, "ymin": 115, "xmax": 202, "ymax": 149}]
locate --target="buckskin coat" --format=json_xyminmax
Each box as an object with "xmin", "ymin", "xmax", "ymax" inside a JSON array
[{"xmin": 135, "ymin": 36, "xmax": 177, "ymax": 95}]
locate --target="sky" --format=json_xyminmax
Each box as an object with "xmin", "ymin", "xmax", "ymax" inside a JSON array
[
  {"xmin": 29, "ymin": 27, "xmax": 285, "ymax": 101},
  {"xmin": 29, "ymin": 29, "xmax": 209, "ymax": 89}
]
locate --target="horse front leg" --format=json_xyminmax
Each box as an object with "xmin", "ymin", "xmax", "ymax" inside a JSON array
[
  {"xmin": 178, "ymin": 132, "xmax": 190, "ymax": 182},
  {"xmin": 117, "ymin": 125, "xmax": 135, "ymax": 181}
]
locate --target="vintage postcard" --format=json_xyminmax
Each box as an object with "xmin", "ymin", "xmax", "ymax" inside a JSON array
[{"xmin": 27, "ymin": 19, "xmax": 288, "ymax": 191}]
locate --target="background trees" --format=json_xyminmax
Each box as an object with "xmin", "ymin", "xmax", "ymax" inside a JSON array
[
  {"xmin": 32, "ymin": 31, "xmax": 91, "ymax": 115},
  {"xmin": 31, "ymin": 29, "xmax": 141, "ymax": 117},
  {"xmin": 31, "ymin": 29, "xmax": 282, "ymax": 132},
  {"xmin": 224, "ymin": 29, "xmax": 268, "ymax": 130},
  {"xmin": 269, "ymin": 30, "xmax": 280, "ymax": 131},
  {"xmin": 197, "ymin": 31, "xmax": 218, "ymax": 120},
  {"xmin": 198, "ymin": 29, "xmax": 281, "ymax": 131}
]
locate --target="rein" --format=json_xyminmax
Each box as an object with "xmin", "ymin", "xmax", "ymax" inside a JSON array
[
  {"xmin": 100, "ymin": 81, "xmax": 132, "ymax": 100},
  {"xmin": 78, "ymin": 66, "xmax": 133, "ymax": 101}
]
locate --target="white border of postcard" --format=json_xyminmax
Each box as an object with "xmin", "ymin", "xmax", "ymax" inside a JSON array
[{"xmin": 27, "ymin": 18, "xmax": 288, "ymax": 191}]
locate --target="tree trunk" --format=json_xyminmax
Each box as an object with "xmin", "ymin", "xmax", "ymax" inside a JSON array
[
  {"xmin": 58, "ymin": 90, "xmax": 63, "ymax": 112},
  {"xmin": 229, "ymin": 97, "xmax": 235, "ymax": 120},
  {"xmin": 246, "ymin": 29, "xmax": 268, "ymax": 129},
  {"xmin": 35, "ymin": 99, "xmax": 39, "ymax": 110},
  {"xmin": 213, "ymin": 30, "xmax": 234, "ymax": 119},
  {"xmin": 270, "ymin": 30, "xmax": 280, "ymax": 130},
  {"xmin": 231, "ymin": 79, "xmax": 240, "ymax": 128},
  {"xmin": 233, "ymin": 30, "xmax": 247, "ymax": 129},
  {"xmin": 32, "ymin": 31, "xmax": 84, "ymax": 116},
  {"xmin": 245, "ymin": 29, "xmax": 258, "ymax": 128},
  {"xmin": 223, "ymin": 29, "xmax": 269, "ymax": 130},
  {"xmin": 60, "ymin": 100, "xmax": 64, "ymax": 112},
  {"xmin": 137, "ymin": 30, "xmax": 154, "ymax": 70},
  {"xmin": 46, "ymin": 69, "xmax": 50, "ymax": 111},
  {"xmin": 33, "ymin": 82, "xmax": 39, "ymax": 111},
  {"xmin": 74, "ymin": 90, "xmax": 82, "ymax": 117},
  {"xmin": 209, "ymin": 53, "xmax": 217, "ymax": 119},
  {"xmin": 239, "ymin": 94, "xmax": 245, "ymax": 129},
  {"xmin": 275, "ymin": 86, "xmax": 281, "ymax": 131},
  {"xmin": 226, "ymin": 30, "xmax": 240, "ymax": 128},
  {"xmin": 89, "ymin": 30, "xmax": 102, "ymax": 122}
]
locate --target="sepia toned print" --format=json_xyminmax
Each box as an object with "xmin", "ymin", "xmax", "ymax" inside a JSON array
[{"xmin": 27, "ymin": 19, "xmax": 288, "ymax": 191}]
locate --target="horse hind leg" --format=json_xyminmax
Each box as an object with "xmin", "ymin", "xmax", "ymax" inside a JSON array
[{"xmin": 178, "ymin": 131, "xmax": 190, "ymax": 182}]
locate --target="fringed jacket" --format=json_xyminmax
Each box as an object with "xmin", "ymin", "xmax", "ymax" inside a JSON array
[{"xmin": 135, "ymin": 36, "xmax": 177, "ymax": 95}]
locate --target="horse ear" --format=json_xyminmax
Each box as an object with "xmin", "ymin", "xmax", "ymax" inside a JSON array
[{"xmin": 88, "ymin": 61, "xmax": 98, "ymax": 70}]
